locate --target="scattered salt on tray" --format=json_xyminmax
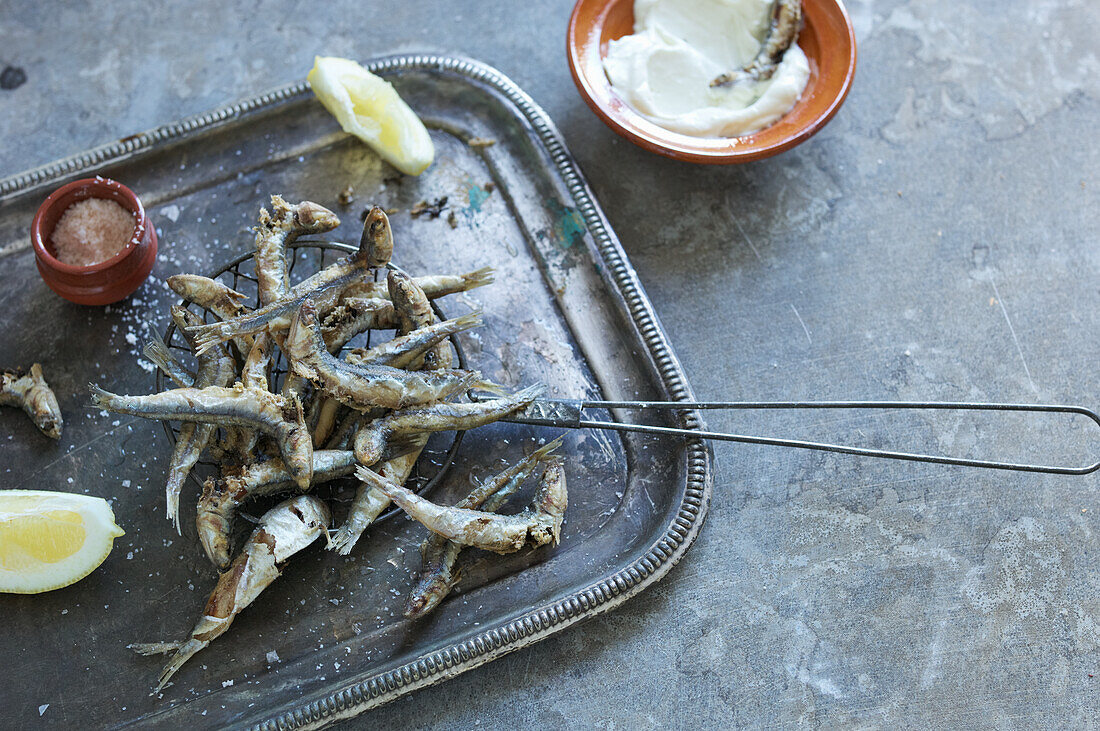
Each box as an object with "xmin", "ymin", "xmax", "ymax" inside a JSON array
[{"xmin": 51, "ymin": 198, "xmax": 135, "ymax": 266}]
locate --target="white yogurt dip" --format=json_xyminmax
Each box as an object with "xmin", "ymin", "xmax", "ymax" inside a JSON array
[{"xmin": 603, "ymin": 0, "xmax": 810, "ymax": 138}]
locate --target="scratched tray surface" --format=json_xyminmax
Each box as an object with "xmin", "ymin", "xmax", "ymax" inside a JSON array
[{"xmin": 0, "ymin": 58, "xmax": 708, "ymax": 729}]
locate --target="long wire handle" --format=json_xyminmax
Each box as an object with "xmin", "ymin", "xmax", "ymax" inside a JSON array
[
  {"xmin": 505, "ymin": 400, "xmax": 1100, "ymax": 476},
  {"xmin": 581, "ymin": 400, "xmax": 1100, "ymax": 418}
]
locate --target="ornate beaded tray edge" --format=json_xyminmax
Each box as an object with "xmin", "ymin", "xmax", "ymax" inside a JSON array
[{"xmin": 0, "ymin": 54, "xmax": 713, "ymax": 730}]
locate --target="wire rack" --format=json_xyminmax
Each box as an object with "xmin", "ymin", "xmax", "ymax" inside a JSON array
[{"xmin": 154, "ymin": 240, "xmax": 467, "ymax": 523}]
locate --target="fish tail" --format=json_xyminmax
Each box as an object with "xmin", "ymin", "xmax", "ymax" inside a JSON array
[
  {"xmin": 151, "ymin": 638, "xmax": 207, "ymax": 694},
  {"xmin": 143, "ymin": 334, "xmax": 177, "ymax": 377},
  {"xmin": 511, "ymin": 383, "xmax": 547, "ymax": 404},
  {"xmin": 451, "ymin": 309, "xmax": 484, "ymax": 331},
  {"xmin": 88, "ymin": 383, "xmax": 116, "ymax": 407},
  {"xmin": 189, "ymin": 323, "xmax": 230, "ymax": 356},
  {"xmin": 223, "ymin": 287, "xmax": 247, "ymax": 304},
  {"xmin": 165, "ymin": 473, "xmax": 184, "ymax": 536},
  {"xmin": 128, "ymin": 641, "xmax": 181, "ymax": 656},
  {"xmin": 354, "ymin": 464, "xmax": 380, "ymax": 487},
  {"xmin": 531, "ymin": 435, "xmax": 565, "ymax": 461},
  {"xmin": 385, "ymin": 431, "xmax": 425, "ymax": 462},
  {"xmin": 464, "ymin": 266, "xmax": 495, "ymax": 289},
  {"xmin": 469, "ymin": 379, "xmax": 509, "ymax": 396},
  {"xmin": 327, "ymin": 522, "xmax": 362, "ymax": 556}
]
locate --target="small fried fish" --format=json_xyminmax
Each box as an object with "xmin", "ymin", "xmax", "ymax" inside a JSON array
[
  {"xmin": 355, "ymin": 456, "xmax": 567, "ymax": 554},
  {"xmin": 285, "ymin": 301, "xmax": 481, "ymax": 411},
  {"xmin": 131, "ymin": 495, "xmax": 330, "ymax": 693},
  {"xmin": 339, "ymin": 266, "xmax": 494, "ymax": 302},
  {"xmin": 89, "ymin": 384, "xmax": 313, "ymax": 488},
  {"xmin": 189, "ymin": 210, "xmax": 388, "ymax": 354},
  {"xmin": 405, "ymin": 437, "xmax": 563, "ymax": 618},
  {"xmin": 1, "ymin": 363, "xmax": 63, "ymax": 439},
  {"xmin": 344, "ymin": 310, "xmax": 482, "ymax": 369},
  {"xmin": 352, "ymin": 385, "xmax": 543, "ymax": 466},
  {"xmin": 710, "ymin": 0, "xmax": 803, "ymax": 88},
  {"xmin": 197, "ymin": 450, "xmax": 357, "ymax": 568},
  {"xmin": 254, "ymin": 196, "xmax": 340, "ymax": 305}
]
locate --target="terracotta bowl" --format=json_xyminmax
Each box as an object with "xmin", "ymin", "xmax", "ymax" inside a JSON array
[
  {"xmin": 567, "ymin": 0, "xmax": 857, "ymax": 163},
  {"xmin": 31, "ymin": 177, "xmax": 158, "ymax": 306}
]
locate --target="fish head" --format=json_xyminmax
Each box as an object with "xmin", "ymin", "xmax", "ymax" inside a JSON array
[
  {"xmin": 296, "ymin": 201, "xmax": 341, "ymax": 233},
  {"xmin": 360, "ymin": 207, "xmax": 393, "ymax": 268},
  {"xmin": 386, "ymin": 269, "xmax": 418, "ymax": 308},
  {"xmin": 165, "ymin": 274, "xmax": 195, "ymax": 299},
  {"xmin": 170, "ymin": 304, "xmax": 203, "ymax": 331}
]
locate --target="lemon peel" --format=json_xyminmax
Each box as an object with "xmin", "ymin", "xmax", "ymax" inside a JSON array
[
  {"xmin": 308, "ymin": 56, "xmax": 434, "ymax": 176},
  {"xmin": 0, "ymin": 490, "xmax": 124, "ymax": 594}
]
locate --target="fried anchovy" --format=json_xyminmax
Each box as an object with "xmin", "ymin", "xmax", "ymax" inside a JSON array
[
  {"xmin": 321, "ymin": 297, "xmax": 400, "ymax": 352},
  {"xmin": 345, "ymin": 311, "xmax": 482, "ymax": 369},
  {"xmin": 166, "ymin": 274, "xmax": 254, "ymax": 358},
  {"xmin": 285, "ymin": 300, "xmax": 480, "ymax": 411},
  {"xmin": 196, "ymin": 450, "xmax": 357, "ymax": 569},
  {"xmin": 355, "ymin": 456, "xmax": 567, "ymax": 554},
  {"xmin": 329, "ymin": 291, "xmax": 470, "ymax": 554},
  {"xmin": 1, "ymin": 363, "xmax": 63, "ymax": 439},
  {"xmin": 352, "ymin": 385, "xmax": 543, "ymax": 466},
  {"xmin": 710, "ymin": 0, "xmax": 803, "ymax": 88},
  {"xmin": 166, "ymin": 275, "xmax": 250, "ymax": 322},
  {"xmin": 164, "ymin": 355, "xmax": 235, "ymax": 533},
  {"xmin": 254, "ymin": 196, "xmax": 340, "ymax": 306},
  {"xmin": 130, "ymin": 495, "xmax": 330, "ymax": 693},
  {"xmin": 188, "ymin": 208, "xmax": 390, "ymax": 355},
  {"xmin": 359, "ymin": 203, "xmax": 393, "ymax": 269},
  {"xmin": 328, "ymin": 433, "xmax": 428, "ymax": 556},
  {"xmin": 89, "ymin": 384, "xmax": 313, "ymax": 488},
  {"xmin": 311, "ymin": 397, "xmax": 342, "ymax": 447},
  {"xmin": 405, "ymin": 438, "xmax": 563, "ymax": 618},
  {"xmin": 339, "ymin": 267, "xmax": 495, "ymax": 302},
  {"xmin": 388, "ymin": 269, "xmax": 434, "ymax": 334},
  {"xmin": 156, "ymin": 307, "xmax": 241, "ymax": 529},
  {"xmin": 388, "ymin": 269, "xmax": 450, "ymax": 370},
  {"xmin": 241, "ymin": 332, "xmax": 273, "ymax": 391}
]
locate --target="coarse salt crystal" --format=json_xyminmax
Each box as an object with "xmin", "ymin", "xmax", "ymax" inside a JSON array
[{"xmin": 51, "ymin": 198, "xmax": 134, "ymax": 267}]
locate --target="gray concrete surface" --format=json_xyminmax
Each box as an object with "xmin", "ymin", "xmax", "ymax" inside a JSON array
[{"xmin": 3, "ymin": 0, "xmax": 1099, "ymax": 726}]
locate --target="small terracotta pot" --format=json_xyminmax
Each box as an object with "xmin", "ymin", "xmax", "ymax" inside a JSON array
[{"xmin": 31, "ymin": 177, "xmax": 158, "ymax": 305}]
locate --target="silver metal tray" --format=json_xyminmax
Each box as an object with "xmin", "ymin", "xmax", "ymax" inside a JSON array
[{"xmin": 0, "ymin": 55, "xmax": 712, "ymax": 729}]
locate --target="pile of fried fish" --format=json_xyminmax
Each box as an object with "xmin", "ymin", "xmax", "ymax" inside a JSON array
[{"xmin": 92, "ymin": 196, "xmax": 566, "ymax": 692}]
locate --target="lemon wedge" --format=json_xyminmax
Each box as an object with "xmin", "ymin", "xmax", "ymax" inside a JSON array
[
  {"xmin": 308, "ymin": 56, "xmax": 434, "ymax": 176},
  {"xmin": 0, "ymin": 490, "xmax": 124, "ymax": 594}
]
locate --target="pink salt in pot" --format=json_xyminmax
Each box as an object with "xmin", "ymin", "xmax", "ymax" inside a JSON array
[{"xmin": 31, "ymin": 177, "xmax": 158, "ymax": 306}]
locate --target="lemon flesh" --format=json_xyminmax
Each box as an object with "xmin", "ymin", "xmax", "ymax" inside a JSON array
[
  {"xmin": 308, "ymin": 56, "xmax": 434, "ymax": 176},
  {"xmin": 0, "ymin": 490, "xmax": 124, "ymax": 594}
]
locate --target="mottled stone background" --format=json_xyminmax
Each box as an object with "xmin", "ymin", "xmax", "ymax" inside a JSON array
[{"xmin": 2, "ymin": 0, "xmax": 1098, "ymax": 726}]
